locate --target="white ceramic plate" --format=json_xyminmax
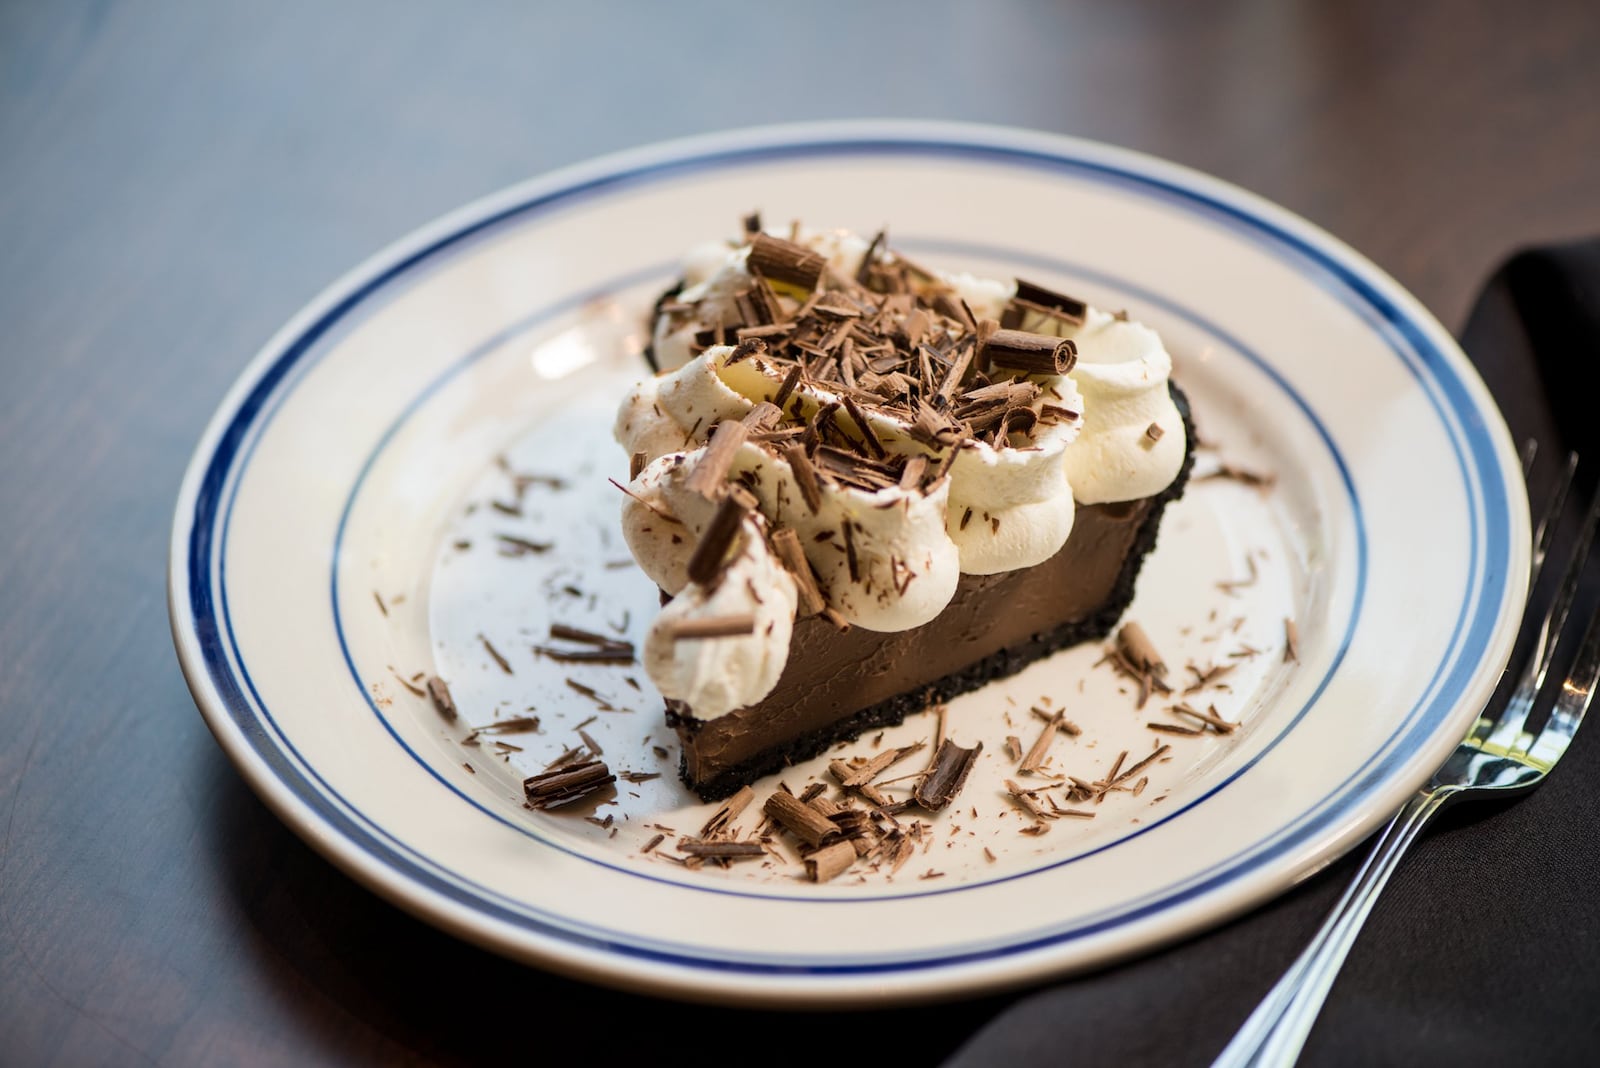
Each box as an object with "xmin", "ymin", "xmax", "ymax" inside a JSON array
[{"xmin": 169, "ymin": 121, "xmax": 1528, "ymax": 1006}]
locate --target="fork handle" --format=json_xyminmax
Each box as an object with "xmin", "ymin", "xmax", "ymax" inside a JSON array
[{"xmin": 1211, "ymin": 786, "xmax": 1455, "ymax": 1067}]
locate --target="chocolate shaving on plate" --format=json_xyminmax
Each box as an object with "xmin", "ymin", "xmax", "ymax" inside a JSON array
[
  {"xmin": 914, "ymin": 739, "xmax": 983, "ymax": 811},
  {"xmin": 523, "ymin": 760, "xmax": 615, "ymax": 809}
]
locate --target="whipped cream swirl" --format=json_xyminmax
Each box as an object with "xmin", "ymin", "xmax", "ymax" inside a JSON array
[{"xmin": 615, "ymin": 228, "xmax": 1186, "ymax": 718}]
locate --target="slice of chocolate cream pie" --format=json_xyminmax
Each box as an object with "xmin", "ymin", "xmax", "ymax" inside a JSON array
[{"xmin": 613, "ymin": 219, "xmax": 1193, "ymax": 800}]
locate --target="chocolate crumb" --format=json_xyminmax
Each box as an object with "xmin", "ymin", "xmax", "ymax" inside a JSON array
[
  {"xmin": 1216, "ymin": 555, "xmax": 1259, "ymax": 594},
  {"xmin": 390, "ymin": 670, "xmax": 426, "ymax": 698}
]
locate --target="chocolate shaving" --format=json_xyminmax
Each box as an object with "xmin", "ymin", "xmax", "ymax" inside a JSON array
[
  {"xmin": 830, "ymin": 743, "xmax": 925, "ymax": 788},
  {"xmin": 425, "ymin": 676, "xmax": 456, "ymax": 721},
  {"xmin": 1201, "ymin": 463, "xmax": 1278, "ymax": 490},
  {"xmin": 1148, "ymin": 722, "xmax": 1203, "ymax": 736},
  {"xmin": 747, "ymin": 232, "xmax": 826, "ymax": 291},
  {"xmin": 1019, "ymin": 710, "xmax": 1065, "ymax": 773},
  {"xmin": 820, "ymin": 606, "xmax": 852, "ymax": 632},
  {"xmin": 806, "ymin": 840, "xmax": 858, "ymax": 883},
  {"xmin": 897, "ymin": 454, "xmax": 928, "ymax": 490},
  {"xmin": 523, "ymin": 760, "xmax": 615, "ymax": 809},
  {"xmin": 685, "ymin": 492, "xmax": 751, "ymax": 586},
  {"xmin": 742, "ymin": 401, "xmax": 782, "ymax": 431},
  {"xmin": 1145, "ymin": 422, "xmax": 1165, "ymax": 442},
  {"xmin": 771, "ymin": 364, "xmax": 804, "ymax": 410},
  {"xmin": 1169, "ymin": 703, "xmax": 1238, "ymax": 733},
  {"xmin": 1285, "ymin": 618, "xmax": 1300, "ymax": 663},
  {"xmin": 641, "ymin": 833, "xmax": 665, "ymax": 855},
  {"xmin": 1116, "ymin": 744, "xmax": 1171, "ymax": 786},
  {"xmin": 685, "ymin": 420, "xmax": 749, "ymax": 499},
  {"xmin": 1030, "ymin": 707, "xmax": 1082, "ymax": 736},
  {"xmin": 726, "ymin": 336, "xmax": 768, "ymax": 365},
  {"xmin": 495, "ymin": 534, "xmax": 552, "ymax": 557},
  {"xmin": 769, "ymin": 527, "xmax": 826, "ymax": 616},
  {"xmin": 390, "ymin": 670, "xmax": 426, "ymax": 698},
  {"xmin": 550, "ymin": 623, "xmax": 629, "ymax": 649},
  {"xmin": 914, "ymin": 740, "xmax": 982, "ymax": 811},
  {"xmin": 832, "ymin": 525, "xmax": 861, "ymax": 588},
  {"xmin": 1004, "ymin": 780, "xmax": 1052, "ymax": 820},
  {"xmin": 1009, "ymin": 279, "xmax": 1088, "ymax": 326},
  {"xmin": 629, "ymin": 451, "xmax": 647, "ymax": 480},
  {"xmin": 855, "ymin": 229, "xmax": 887, "ymax": 285},
  {"xmin": 533, "ymin": 645, "xmax": 633, "ymax": 664},
  {"xmin": 663, "ymin": 614, "xmax": 757, "ymax": 641},
  {"xmin": 478, "ymin": 635, "xmax": 513, "ymax": 674},
  {"xmin": 607, "ymin": 478, "xmax": 682, "ymax": 524},
  {"xmin": 1117, "ymin": 622, "xmax": 1168, "ymax": 678},
  {"xmin": 700, "ymin": 785, "xmax": 755, "ymax": 837},
  {"xmin": 783, "ymin": 444, "xmax": 823, "ymax": 513},
  {"xmin": 564, "ymin": 678, "xmax": 620, "ymax": 711},
  {"xmin": 463, "ymin": 715, "xmax": 540, "ymax": 741},
  {"xmin": 1185, "ymin": 661, "xmax": 1238, "ymax": 693},
  {"xmin": 677, "ymin": 839, "xmax": 767, "ymax": 860},
  {"xmin": 840, "ymin": 394, "xmax": 886, "ymax": 459},
  {"xmin": 764, "ymin": 791, "xmax": 842, "ymax": 848},
  {"xmin": 982, "ymin": 329, "xmax": 1077, "ymax": 375}
]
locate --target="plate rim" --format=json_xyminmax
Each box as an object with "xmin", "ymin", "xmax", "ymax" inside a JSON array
[{"xmin": 169, "ymin": 119, "xmax": 1529, "ymax": 1005}]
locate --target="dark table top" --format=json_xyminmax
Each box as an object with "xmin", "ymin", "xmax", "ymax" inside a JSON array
[{"xmin": 5, "ymin": 2, "xmax": 1600, "ymax": 1064}]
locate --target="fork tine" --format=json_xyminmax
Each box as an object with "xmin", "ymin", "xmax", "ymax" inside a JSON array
[
  {"xmin": 1485, "ymin": 470, "xmax": 1600, "ymax": 755},
  {"xmin": 1469, "ymin": 452, "xmax": 1580, "ymax": 746},
  {"xmin": 1531, "ymin": 451, "xmax": 1580, "ymax": 576},
  {"xmin": 1526, "ymin": 589, "xmax": 1600, "ymax": 767}
]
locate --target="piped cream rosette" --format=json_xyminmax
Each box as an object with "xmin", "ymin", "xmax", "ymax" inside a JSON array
[{"xmin": 615, "ymin": 231, "xmax": 1186, "ymax": 718}]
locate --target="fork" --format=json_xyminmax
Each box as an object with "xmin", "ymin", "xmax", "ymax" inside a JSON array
[{"xmin": 1212, "ymin": 453, "xmax": 1600, "ymax": 1068}]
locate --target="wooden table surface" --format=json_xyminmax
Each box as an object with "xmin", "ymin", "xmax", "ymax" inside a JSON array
[{"xmin": 4, "ymin": 2, "xmax": 1599, "ymax": 1064}]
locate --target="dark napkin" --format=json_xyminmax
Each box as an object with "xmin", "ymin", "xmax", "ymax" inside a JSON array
[{"xmin": 941, "ymin": 239, "xmax": 1600, "ymax": 1067}]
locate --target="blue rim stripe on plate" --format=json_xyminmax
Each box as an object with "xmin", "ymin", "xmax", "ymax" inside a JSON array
[{"xmin": 186, "ymin": 133, "xmax": 1513, "ymax": 973}]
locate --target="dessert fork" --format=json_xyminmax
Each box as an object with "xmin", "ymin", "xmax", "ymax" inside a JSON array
[{"xmin": 1212, "ymin": 453, "xmax": 1600, "ymax": 1068}]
